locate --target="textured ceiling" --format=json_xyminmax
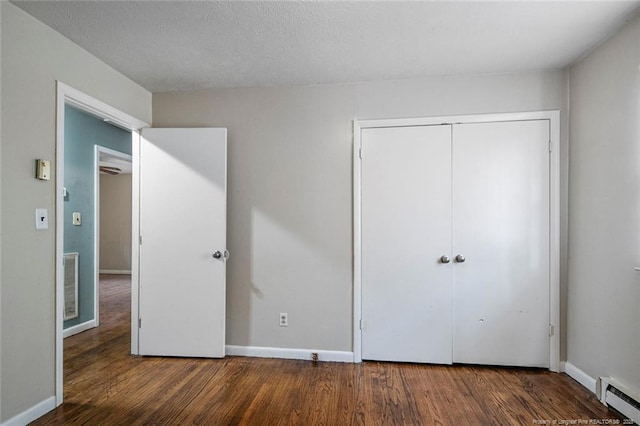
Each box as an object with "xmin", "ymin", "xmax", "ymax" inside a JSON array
[{"xmin": 12, "ymin": 0, "xmax": 640, "ymax": 93}]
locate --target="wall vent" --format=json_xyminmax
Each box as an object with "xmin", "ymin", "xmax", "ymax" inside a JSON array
[
  {"xmin": 599, "ymin": 377, "xmax": 640, "ymax": 425},
  {"xmin": 63, "ymin": 252, "xmax": 79, "ymax": 320}
]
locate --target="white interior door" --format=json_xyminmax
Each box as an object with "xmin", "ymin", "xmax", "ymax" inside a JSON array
[
  {"xmin": 361, "ymin": 125, "xmax": 453, "ymax": 364},
  {"xmin": 139, "ymin": 128, "xmax": 227, "ymax": 357},
  {"xmin": 452, "ymin": 120, "xmax": 550, "ymax": 367}
]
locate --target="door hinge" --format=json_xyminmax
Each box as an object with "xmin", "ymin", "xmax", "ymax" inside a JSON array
[
  {"xmin": 138, "ymin": 318, "xmax": 142, "ymax": 328},
  {"xmin": 549, "ymin": 141, "xmax": 552, "ymax": 152},
  {"xmin": 358, "ymin": 148, "xmax": 363, "ymax": 159},
  {"xmin": 549, "ymin": 324, "xmax": 554, "ymax": 337},
  {"xmin": 139, "ymin": 235, "xmax": 142, "ymax": 245}
]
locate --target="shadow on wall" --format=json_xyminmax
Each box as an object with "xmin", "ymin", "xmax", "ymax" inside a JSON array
[{"xmin": 212, "ymin": 88, "xmax": 355, "ymax": 351}]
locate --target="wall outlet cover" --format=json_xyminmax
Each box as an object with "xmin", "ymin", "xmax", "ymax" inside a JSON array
[{"xmin": 279, "ymin": 312, "xmax": 288, "ymax": 327}]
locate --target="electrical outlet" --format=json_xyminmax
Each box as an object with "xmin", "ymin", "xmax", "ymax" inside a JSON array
[{"xmin": 279, "ymin": 313, "xmax": 288, "ymax": 327}]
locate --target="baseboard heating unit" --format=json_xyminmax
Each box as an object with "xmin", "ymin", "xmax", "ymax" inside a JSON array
[{"xmin": 599, "ymin": 377, "xmax": 640, "ymax": 424}]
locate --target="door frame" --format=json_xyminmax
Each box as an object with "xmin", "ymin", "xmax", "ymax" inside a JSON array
[
  {"xmin": 94, "ymin": 146, "xmax": 133, "ymax": 328},
  {"xmin": 55, "ymin": 82, "xmax": 149, "ymax": 406},
  {"xmin": 353, "ymin": 110, "xmax": 561, "ymax": 372}
]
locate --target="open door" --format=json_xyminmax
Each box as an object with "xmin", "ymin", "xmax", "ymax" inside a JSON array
[{"xmin": 138, "ymin": 128, "xmax": 227, "ymax": 357}]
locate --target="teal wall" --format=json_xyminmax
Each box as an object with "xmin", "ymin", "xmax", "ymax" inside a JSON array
[{"xmin": 64, "ymin": 105, "xmax": 131, "ymax": 329}]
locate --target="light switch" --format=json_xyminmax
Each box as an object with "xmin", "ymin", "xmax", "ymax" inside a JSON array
[
  {"xmin": 35, "ymin": 208, "xmax": 48, "ymax": 230},
  {"xmin": 72, "ymin": 212, "xmax": 81, "ymax": 226}
]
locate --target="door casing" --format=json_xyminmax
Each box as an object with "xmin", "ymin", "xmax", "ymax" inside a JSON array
[{"xmin": 352, "ymin": 110, "xmax": 561, "ymax": 372}]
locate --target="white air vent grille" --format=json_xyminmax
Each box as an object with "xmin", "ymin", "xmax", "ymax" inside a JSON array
[
  {"xmin": 600, "ymin": 377, "xmax": 640, "ymax": 425},
  {"xmin": 63, "ymin": 252, "xmax": 79, "ymax": 320}
]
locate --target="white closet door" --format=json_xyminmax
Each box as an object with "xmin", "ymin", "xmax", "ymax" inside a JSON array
[
  {"xmin": 452, "ymin": 120, "xmax": 550, "ymax": 367},
  {"xmin": 361, "ymin": 125, "xmax": 453, "ymax": 364}
]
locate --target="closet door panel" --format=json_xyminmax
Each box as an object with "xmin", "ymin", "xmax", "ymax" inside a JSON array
[
  {"xmin": 452, "ymin": 120, "xmax": 550, "ymax": 367},
  {"xmin": 361, "ymin": 125, "xmax": 452, "ymax": 364}
]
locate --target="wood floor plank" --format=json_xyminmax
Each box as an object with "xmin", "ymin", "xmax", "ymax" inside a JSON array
[{"xmin": 31, "ymin": 275, "xmax": 626, "ymax": 425}]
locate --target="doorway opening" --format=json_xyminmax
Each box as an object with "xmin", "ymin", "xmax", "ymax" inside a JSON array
[
  {"xmin": 55, "ymin": 82, "xmax": 149, "ymax": 406},
  {"xmin": 61, "ymin": 106, "xmax": 132, "ymax": 338},
  {"xmin": 95, "ymin": 147, "xmax": 133, "ymax": 328}
]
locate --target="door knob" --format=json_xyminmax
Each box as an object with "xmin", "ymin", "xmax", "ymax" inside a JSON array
[
  {"xmin": 212, "ymin": 250, "xmax": 230, "ymax": 261},
  {"xmin": 455, "ymin": 255, "xmax": 466, "ymax": 263},
  {"xmin": 440, "ymin": 255, "xmax": 451, "ymax": 264}
]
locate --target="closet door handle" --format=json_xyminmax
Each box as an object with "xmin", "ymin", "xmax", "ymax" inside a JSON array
[
  {"xmin": 455, "ymin": 255, "xmax": 466, "ymax": 263},
  {"xmin": 440, "ymin": 255, "xmax": 451, "ymax": 264}
]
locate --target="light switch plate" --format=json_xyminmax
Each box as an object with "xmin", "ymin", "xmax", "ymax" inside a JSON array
[
  {"xmin": 72, "ymin": 212, "xmax": 81, "ymax": 226},
  {"xmin": 35, "ymin": 208, "xmax": 48, "ymax": 230}
]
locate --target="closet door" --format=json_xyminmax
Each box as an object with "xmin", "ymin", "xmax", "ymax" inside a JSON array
[
  {"xmin": 361, "ymin": 125, "xmax": 453, "ymax": 364},
  {"xmin": 452, "ymin": 120, "xmax": 550, "ymax": 367}
]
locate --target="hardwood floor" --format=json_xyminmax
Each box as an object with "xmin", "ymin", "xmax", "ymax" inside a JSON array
[{"xmin": 33, "ymin": 274, "xmax": 624, "ymax": 425}]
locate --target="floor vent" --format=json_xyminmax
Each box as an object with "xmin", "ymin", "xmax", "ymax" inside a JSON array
[
  {"xmin": 63, "ymin": 252, "xmax": 79, "ymax": 320},
  {"xmin": 599, "ymin": 377, "xmax": 640, "ymax": 425}
]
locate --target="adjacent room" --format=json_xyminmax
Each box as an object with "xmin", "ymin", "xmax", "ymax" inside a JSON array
[{"xmin": 1, "ymin": 1, "xmax": 639, "ymax": 424}]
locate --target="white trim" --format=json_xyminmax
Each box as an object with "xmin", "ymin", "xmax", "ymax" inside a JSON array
[
  {"xmin": 95, "ymin": 145, "xmax": 133, "ymax": 329},
  {"xmin": 0, "ymin": 396, "xmax": 56, "ymax": 426},
  {"xmin": 62, "ymin": 319, "xmax": 97, "ymax": 338},
  {"xmin": 564, "ymin": 361, "xmax": 597, "ymax": 394},
  {"xmin": 60, "ymin": 83, "xmax": 148, "ymax": 131},
  {"xmin": 131, "ymin": 130, "xmax": 141, "ymax": 356},
  {"xmin": 548, "ymin": 111, "xmax": 561, "ymax": 372},
  {"xmin": 352, "ymin": 120, "xmax": 363, "ymax": 363},
  {"xmin": 353, "ymin": 110, "xmax": 561, "ymax": 372},
  {"xmin": 99, "ymin": 270, "xmax": 132, "ymax": 275},
  {"xmin": 356, "ymin": 111, "xmax": 558, "ymax": 129},
  {"xmin": 56, "ymin": 82, "xmax": 149, "ymax": 408},
  {"xmin": 225, "ymin": 345, "xmax": 354, "ymax": 363}
]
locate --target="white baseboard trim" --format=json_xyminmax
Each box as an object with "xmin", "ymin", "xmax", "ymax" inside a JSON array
[
  {"xmin": 63, "ymin": 319, "xmax": 97, "ymax": 338},
  {"xmin": 99, "ymin": 270, "xmax": 131, "ymax": 275},
  {"xmin": 226, "ymin": 345, "xmax": 354, "ymax": 363},
  {"xmin": 1, "ymin": 396, "xmax": 56, "ymax": 426},
  {"xmin": 564, "ymin": 361, "xmax": 597, "ymax": 394}
]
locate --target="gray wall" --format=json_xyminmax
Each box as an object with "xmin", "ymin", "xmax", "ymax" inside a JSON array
[
  {"xmin": 568, "ymin": 12, "xmax": 640, "ymax": 390},
  {"xmin": 100, "ymin": 174, "xmax": 132, "ymax": 272},
  {"xmin": 153, "ymin": 69, "xmax": 569, "ymax": 353},
  {"xmin": 64, "ymin": 105, "xmax": 131, "ymax": 329},
  {"xmin": 0, "ymin": 2, "xmax": 151, "ymax": 421}
]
